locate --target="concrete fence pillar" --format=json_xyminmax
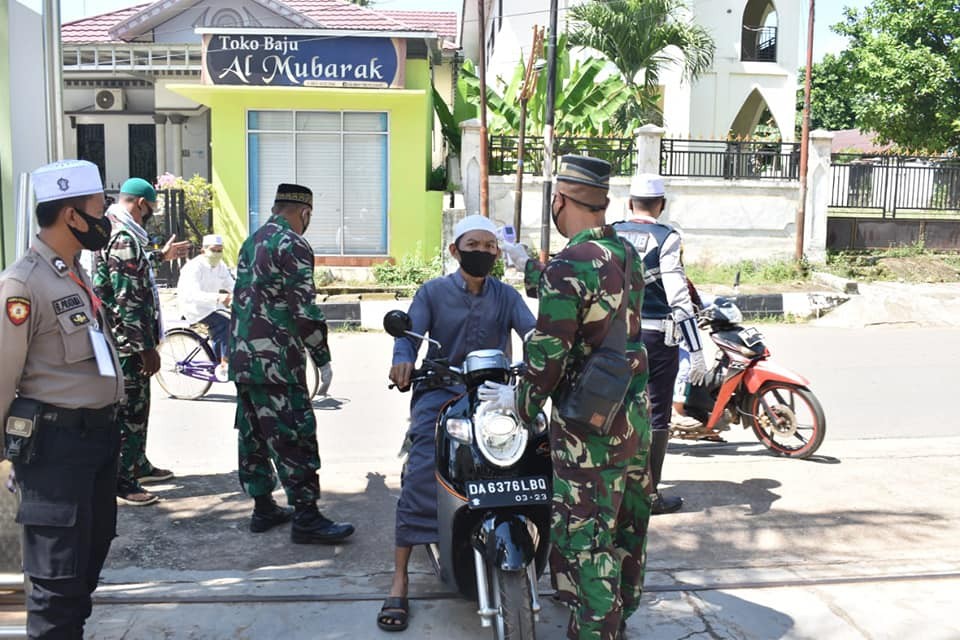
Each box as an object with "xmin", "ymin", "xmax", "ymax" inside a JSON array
[
  {"xmin": 153, "ymin": 113, "xmax": 167, "ymax": 177},
  {"xmin": 634, "ymin": 123, "xmax": 666, "ymax": 176},
  {"xmin": 805, "ymin": 129, "xmax": 834, "ymax": 263},
  {"xmin": 459, "ymin": 118, "xmax": 482, "ymax": 216},
  {"xmin": 168, "ymin": 113, "xmax": 187, "ymax": 177}
]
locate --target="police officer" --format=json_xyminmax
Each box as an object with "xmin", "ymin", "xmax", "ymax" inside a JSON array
[
  {"xmin": 613, "ymin": 174, "xmax": 707, "ymax": 515},
  {"xmin": 0, "ymin": 160, "xmax": 124, "ymax": 638},
  {"xmin": 229, "ymin": 183, "xmax": 352, "ymax": 543},
  {"xmin": 92, "ymin": 177, "xmax": 189, "ymax": 506},
  {"xmin": 490, "ymin": 156, "xmax": 652, "ymax": 639}
]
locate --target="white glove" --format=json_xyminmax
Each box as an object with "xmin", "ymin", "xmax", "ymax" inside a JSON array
[
  {"xmin": 687, "ymin": 350, "xmax": 707, "ymax": 387},
  {"xmin": 477, "ymin": 381, "xmax": 517, "ymax": 414},
  {"xmin": 318, "ymin": 363, "xmax": 333, "ymax": 396},
  {"xmin": 501, "ymin": 242, "xmax": 530, "ymax": 271}
]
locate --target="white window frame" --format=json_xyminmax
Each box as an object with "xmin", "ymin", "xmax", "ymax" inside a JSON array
[{"xmin": 246, "ymin": 108, "xmax": 391, "ymax": 256}]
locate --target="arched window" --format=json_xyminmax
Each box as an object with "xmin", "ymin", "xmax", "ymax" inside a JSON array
[{"xmin": 741, "ymin": 0, "xmax": 778, "ymax": 62}]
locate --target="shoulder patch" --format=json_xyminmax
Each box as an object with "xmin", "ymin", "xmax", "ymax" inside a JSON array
[{"xmin": 6, "ymin": 296, "xmax": 31, "ymax": 326}]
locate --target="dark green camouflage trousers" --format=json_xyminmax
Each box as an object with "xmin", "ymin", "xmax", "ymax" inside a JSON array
[
  {"xmin": 118, "ymin": 356, "xmax": 152, "ymax": 484},
  {"xmin": 550, "ymin": 375, "xmax": 652, "ymax": 640},
  {"xmin": 235, "ymin": 383, "xmax": 320, "ymax": 505}
]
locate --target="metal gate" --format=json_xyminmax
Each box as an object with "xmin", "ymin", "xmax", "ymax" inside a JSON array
[{"xmin": 149, "ymin": 188, "xmax": 212, "ymax": 287}]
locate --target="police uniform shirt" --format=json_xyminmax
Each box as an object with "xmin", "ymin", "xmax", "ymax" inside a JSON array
[{"xmin": 0, "ymin": 238, "xmax": 124, "ymax": 421}]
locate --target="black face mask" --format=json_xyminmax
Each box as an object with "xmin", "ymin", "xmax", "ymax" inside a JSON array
[
  {"xmin": 68, "ymin": 207, "xmax": 112, "ymax": 251},
  {"xmin": 300, "ymin": 211, "xmax": 311, "ymax": 235},
  {"xmin": 458, "ymin": 250, "xmax": 498, "ymax": 278},
  {"xmin": 551, "ymin": 194, "xmax": 567, "ymax": 238}
]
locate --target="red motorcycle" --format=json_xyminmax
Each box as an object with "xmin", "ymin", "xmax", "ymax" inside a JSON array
[{"xmin": 672, "ymin": 298, "xmax": 826, "ymax": 459}]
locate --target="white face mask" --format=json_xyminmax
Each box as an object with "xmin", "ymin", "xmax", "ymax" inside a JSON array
[{"xmin": 204, "ymin": 250, "xmax": 223, "ymax": 267}]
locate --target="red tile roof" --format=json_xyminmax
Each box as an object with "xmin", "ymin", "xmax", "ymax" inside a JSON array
[
  {"xmin": 62, "ymin": 2, "xmax": 153, "ymax": 44},
  {"xmin": 381, "ymin": 10, "xmax": 458, "ymax": 42},
  {"xmin": 61, "ymin": 0, "xmax": 458, "ymax": 43}
]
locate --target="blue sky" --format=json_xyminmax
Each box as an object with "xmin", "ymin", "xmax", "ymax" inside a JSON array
[{"xmin": 55, "ymin": 0, "xmax": 869, "ymax": 62}]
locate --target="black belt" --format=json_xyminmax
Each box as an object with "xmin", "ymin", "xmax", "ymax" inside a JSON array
[{"xmin": 35, "ymin": 403, "xmax": 118, "ymax": 429}]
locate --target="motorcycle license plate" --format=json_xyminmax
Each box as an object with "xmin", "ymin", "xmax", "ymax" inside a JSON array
[
  {"xmin": 465, "ymin": 476, "xmax": 551, "ymax": 509},
  {"xmin": 739, "ymin": 327, "xmax": 764, "ymax": 347}
]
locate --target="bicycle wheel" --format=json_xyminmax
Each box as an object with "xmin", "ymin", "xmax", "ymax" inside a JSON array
[
  {"xmin": 156, "ymin": 329, "xmax": 215, "ymax": 400},
  {"xmin": 304, "ymin": 351, "xmax": 321, "ymax": 398}
]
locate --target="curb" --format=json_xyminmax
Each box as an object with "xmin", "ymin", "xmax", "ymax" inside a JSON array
[{"xmin": 812, "ymin": 270, "xmax": 860, "ymax": 295}]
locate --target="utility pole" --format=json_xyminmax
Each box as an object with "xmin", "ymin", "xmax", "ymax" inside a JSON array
[
  {"xmin": 42, "ymin": 0, "xmax": 65, "ymax": 161},
  {"xmin": 477, "ymin": 0, "xmax": 490, "ymax": 216},
  {"xmin": 795, "ymin": 0, "xmax": 815, "ymax": 262},
  {"xmin": 539, "ymin": 0, "xmax": 559, "ymax": 263},
  {"xmin": 513, "ymin": 26, "xmax": 545, "ymax": 237}
]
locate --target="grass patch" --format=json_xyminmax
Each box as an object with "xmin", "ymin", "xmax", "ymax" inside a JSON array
[
  {"xmin": 686, "ymin": 258, "xmax": 811, "ymax": 286},
  {"xmin": 825, "ymin": 246, "xmax": 960, "ymax": 282}
]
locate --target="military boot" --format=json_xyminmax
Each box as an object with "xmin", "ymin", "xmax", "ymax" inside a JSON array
[
  {"xmin": 291, "ymin": 503, "xmax": 355, "ymax": 544},
  {"xmin": 649, "ymin": 429, "xmax": 683, "ymax": 515},
  {"xmin": 250, "ymin": 494, "xmax": 295, "ymax": 533}
]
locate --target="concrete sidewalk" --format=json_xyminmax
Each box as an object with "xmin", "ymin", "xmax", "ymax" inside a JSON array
[{"xmin": 82, "ymin": 429, "xmax": 960, "ymax": 639}]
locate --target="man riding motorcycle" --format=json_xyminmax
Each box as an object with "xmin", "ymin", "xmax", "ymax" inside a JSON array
[{"xmin": 378, "ymin": 215, "xmax": 535, "ymax": 632}]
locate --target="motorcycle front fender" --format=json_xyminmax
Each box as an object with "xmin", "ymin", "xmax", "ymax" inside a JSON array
[
  {"xmin": 473, "ymin": 514, "xmax": 538, "ymax": 572},
  {"xmin": 743, "ymin": 359, "xmax": 810, "ymax": 394}
]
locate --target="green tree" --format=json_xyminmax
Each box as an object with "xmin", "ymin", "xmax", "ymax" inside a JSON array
[
  {"xmin": 568, "ymin": 0, "xmax": 715, "ymax": 128},
  {"xmin": 796, "ymin": 52, "xmax": 858, "ymax": 135},
  {"xmin": 835, "ymin": 0, "xmax": 960, "ymax": 152}
]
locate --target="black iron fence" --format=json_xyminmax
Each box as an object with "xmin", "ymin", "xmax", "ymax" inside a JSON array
[
  {"xmin": 488, "ymin": 135, "xmax": 635, "ymax": 177},
  {"xmin": 830, "ymin": 154, "xmax": 960, "ymax": 218},
  {"xmin": 148, "ymin": 188, "xmax": 213, "ymax": 287},
  {"xmin": 660, "ymin": 139, "xmax": 800, "ymax": 181},
  {"xmin": 741, "ymin": 25, "xmax": 778, "ymax": 62}
]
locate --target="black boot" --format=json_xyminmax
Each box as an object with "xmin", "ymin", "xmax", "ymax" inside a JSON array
[
  {"xmin": 649, "ymin": 430, "xmax": 683, "ymax": 515},
  {"xmin": 250, "ymin": 495, "xmax": 295, "ymax": 533},
  {"xmin": 291, "ymin": 502, "xmax": 355, "ymax": 544}
]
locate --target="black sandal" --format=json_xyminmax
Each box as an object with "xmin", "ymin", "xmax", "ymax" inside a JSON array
[{"xmin": 377, "ymin": 596, "xmax": 409, "ymax": 632}]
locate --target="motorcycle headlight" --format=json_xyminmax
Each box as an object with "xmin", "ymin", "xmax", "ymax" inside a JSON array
[
  {"xmin": 445, "ymin": 417, "xmax": 473, "ymax": 444},
  {"xmin": 475, "ymin": 406, "xmax": 528, "ymax": 467}
]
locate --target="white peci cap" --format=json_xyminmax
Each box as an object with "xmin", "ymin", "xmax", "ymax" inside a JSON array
[
  {"xmin": 629, "ymin": 173, "xmax": 666, "ymax": 198},
  {"xmin": 31, "ymin": 160, "xmax": 103, "ymax": 203},
  {"xmin": 202, "ymin": 234, "xmax": 224, "ymax": 246},
  {"xmin": 453, "ymin": 214, "xmax": 498, "ymax": 242}
]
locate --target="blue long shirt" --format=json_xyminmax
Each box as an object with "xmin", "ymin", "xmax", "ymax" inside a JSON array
[{"xmin": 393, "ymin": 272, "xmax": 536, "ymax": 368}]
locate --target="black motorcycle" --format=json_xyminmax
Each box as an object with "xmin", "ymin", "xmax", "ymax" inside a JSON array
[{"xmin": 384, "ymin": 311, "xmax": 551, "ymax": 640}]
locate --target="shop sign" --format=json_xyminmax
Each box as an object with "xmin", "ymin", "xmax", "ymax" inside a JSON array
[{"xmin": 202, "ymin": 34, "xmax": 405, "ymax": 88}]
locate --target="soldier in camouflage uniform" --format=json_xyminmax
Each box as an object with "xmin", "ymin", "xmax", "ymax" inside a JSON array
[
  {"xmin": 492, "ymin": 156, "xmax": 652, "ymax": 640},
  {"xmin": 229, "ymin": 183, "xmax": 353, "ymax": 543},
  {"xmin": 93, "ymin": 177, "xmax": 190, "ymax": 506}
]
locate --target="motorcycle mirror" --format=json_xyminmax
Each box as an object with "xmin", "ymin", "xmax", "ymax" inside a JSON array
[{"xmin": 383, "ymin": 310, "xmax": 412, "ymax": 338}]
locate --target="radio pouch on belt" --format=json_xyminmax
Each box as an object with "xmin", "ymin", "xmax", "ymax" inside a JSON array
[
  {"xmin": 4, "ymin": 398, "xmax": 43, "ymax": 464},
  {"xmin": 555, "ymin": 243, "xmax": 634, "ymax": 436}
]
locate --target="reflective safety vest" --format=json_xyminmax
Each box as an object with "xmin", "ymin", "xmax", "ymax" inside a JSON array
[{"xmin": 613, "ymin": 220, "xmax": 675, "ymax": 320}]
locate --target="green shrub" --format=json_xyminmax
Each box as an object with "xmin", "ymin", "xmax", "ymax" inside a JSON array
[
  {"xmin": 372, "ymin": 251, "xmax": 444, "ymax": 286},
  {"xmin": 686, "ymin": 258, "xmax": 810, "ymax": 285}
]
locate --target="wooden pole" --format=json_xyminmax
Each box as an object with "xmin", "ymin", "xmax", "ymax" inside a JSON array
[
  {"xmin": 795, "ymin": 0, "xmax": 815, "ymax": 262},
  {"xmin": 513, "ymin": 27, "xmax": 545, "ymax": 237},
  {"xmin": 539, "ymin": 0, "xmax": 559, "ymax": 263},
  {"xmin": 477, "ymin": 0, "xmax": 490, "ymax": 217}
]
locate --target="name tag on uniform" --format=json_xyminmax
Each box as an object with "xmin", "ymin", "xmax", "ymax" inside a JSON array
[{"xmin": 88, "ymin": 327, "xmax": 117, "ymax": 377}]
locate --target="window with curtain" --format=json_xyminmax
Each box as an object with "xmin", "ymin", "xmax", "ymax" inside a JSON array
[{"xmin": 247, "ymin": 110, "xmax": 389, "ymax": 255}]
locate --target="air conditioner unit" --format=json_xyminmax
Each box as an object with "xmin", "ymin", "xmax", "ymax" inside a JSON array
[{"xmin": 94, "ymin": 88, "xmax": 125, "ymax": 111}]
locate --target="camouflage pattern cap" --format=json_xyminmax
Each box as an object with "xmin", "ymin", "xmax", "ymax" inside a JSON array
[
  {"xmin": 556, "ymin": 155, "xmax": 611, "ymax": 190},
  {"xmin": 274, "ymin": 183, "xmax": 313, "ymax": 208}
]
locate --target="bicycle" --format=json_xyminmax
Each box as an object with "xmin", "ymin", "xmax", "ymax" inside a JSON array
[{"xmin": 156, "ymin": 321, "xmax": 320, "ymax": 400}]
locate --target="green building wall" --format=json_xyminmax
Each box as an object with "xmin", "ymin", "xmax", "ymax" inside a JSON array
[{"xmin": 169, "ymin": 58, "xmax": 442, "ymax": 264}]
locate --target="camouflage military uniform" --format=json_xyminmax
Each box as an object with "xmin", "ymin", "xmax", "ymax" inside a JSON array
[
  {"xmin": 92, "ymin": 207, "xmax": 163, "ymax": 485},
  {"xmin": 517, "ymin": 226, "xmax": 651, "ymax": 640},
  {"xmin": 229, "ymin": 214, "xmax": 330, "ymax": 506}
]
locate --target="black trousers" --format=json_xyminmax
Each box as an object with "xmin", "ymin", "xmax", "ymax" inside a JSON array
[
  {"xmin": 641, "ymin": 330, "xmax": 679, "ymax": 432},
  {"xmin": 13, "ymin": 405, "xmax": 120, "ymax": 640}
]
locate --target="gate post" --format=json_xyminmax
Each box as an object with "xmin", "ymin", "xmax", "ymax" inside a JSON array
[
  {"xmin": 805, "ymin": 129, "xmax": 834, "ymax": 263},
  {"xmin": 634, "ymin": 124, "xmax": 665, "ymax": 176}
]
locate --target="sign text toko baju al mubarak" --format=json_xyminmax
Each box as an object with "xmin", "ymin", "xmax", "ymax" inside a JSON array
[{"xmin": 201, "ymin": 34, "xmax": 406, "ymax": 89}]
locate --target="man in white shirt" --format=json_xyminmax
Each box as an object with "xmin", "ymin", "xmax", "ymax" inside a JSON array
[{"xmin": 177, "ymin": 234, "xmax": 234, "ymax": 381}]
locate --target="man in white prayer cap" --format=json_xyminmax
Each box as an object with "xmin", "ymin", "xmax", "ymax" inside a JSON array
[
  {"xmin": 377, "ymin": 215, "xmax": 537, "ymax": 631},
  {"xmin": 176, "ymin": 233, "xmax": 235, "ymax": 381}
]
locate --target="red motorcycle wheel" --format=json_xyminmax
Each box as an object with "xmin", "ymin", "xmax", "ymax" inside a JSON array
[{"xmin": 749, "ymin": 383, "xmax": 826, "ymax": 459}]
